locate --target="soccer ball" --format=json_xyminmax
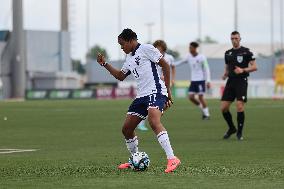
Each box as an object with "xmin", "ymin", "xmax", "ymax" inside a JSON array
[{"xmin": 129, "ymin": 151, "xmax": 150, "ymax": 171}]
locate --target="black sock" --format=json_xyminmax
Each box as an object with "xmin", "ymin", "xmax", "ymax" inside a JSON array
[
  {"xmin": 237, "ymin": 111, "xmax": 245, "ymax": 133},
  {"xmin": 222, "ymin": 111, "xmax": 235, "ymax": 129}
]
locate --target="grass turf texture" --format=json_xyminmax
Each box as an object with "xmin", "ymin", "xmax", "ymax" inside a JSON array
[{"xmin": 0, "ymin": 99, "xmax": 283, "ymax": 189}]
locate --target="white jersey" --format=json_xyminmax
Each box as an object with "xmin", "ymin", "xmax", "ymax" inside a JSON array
[
  {"xmin": 175, "ymin": 53, "xmax": 211, "ymax": 82},
  {"xmin": 121, "ymin": 44, "xmax": 168, "ymax": 98},
  {"xmin": 157, "ymin": 53, "xmax": 175, "ymax": 77}
]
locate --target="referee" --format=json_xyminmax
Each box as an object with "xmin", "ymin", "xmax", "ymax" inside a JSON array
[{"xmin": 221, "ymin": 31, "xmax": 257, "ymax": 140}]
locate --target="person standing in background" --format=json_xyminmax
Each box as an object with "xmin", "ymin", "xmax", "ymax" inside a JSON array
[{"xmin": 175, "ymin": 42, "xmax": 211, "ymax": 120}]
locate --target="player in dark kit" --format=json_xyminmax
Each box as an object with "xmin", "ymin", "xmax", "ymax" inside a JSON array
[{"xmin": 221, "ymin": 31, "xmax": 257, "ymax": 140}]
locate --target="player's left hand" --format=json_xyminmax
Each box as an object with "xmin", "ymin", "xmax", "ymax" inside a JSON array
[
  {"xmin": 234, "ymin": 66, "xmax": 244, "ymax": 74},
  {"xmin": 97, "ymin": 53, "xmax": 106, "ymax": 66}
]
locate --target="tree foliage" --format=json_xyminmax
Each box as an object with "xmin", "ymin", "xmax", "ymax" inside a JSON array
[
  {"xmin": 72, "ymin": 59, "xmax": 85, "ymax": 75},
  {"xmin": 86, "ymin": 45, "xmax": 109, "ymax": 60}
]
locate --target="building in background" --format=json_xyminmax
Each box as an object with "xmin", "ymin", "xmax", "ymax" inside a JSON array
[{"xmin": 0, "ymin": 0, "xmax": 80, "ymax": 99}]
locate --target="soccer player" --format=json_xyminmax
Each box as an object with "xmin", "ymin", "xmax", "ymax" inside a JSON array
[
  {"xmin": 221, "ymin": 31, "xmax": 257, "ymax": 140},
  {"xmin": 153, "ymin": 40, "xmax": 176, "ymax": 86},
  {"xmin": 137, "ymin": 40, "xmax": 176, "ymax": 131},
  {"xmin": 273, "ymin": 58, "xmax": 284, "ymax": 98},
  {"xmin": 96, "ymin": 28, "xmax": 180, "ymax": 173},
  {"xmin": 175, "ymin": 42, "xmax": 211, "ymax": 120}
]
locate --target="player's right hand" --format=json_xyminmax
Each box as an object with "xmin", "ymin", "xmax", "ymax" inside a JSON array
[
  {"xmin": 97, "ymin": 53, "xmax": 106, "ymax": 66},
  {"xmin": 206, "ymin": 82, "xmax": 211, "ymax": 89},
  {"xmin": 171, "ymin": 80, "xmax": 175, "ymax": 87},
  {"xmin": 164, "ymin": 90, "xmax": 173, "ymax": 111},
  {"xmin": 222, "ymin": 74, "xmax": 228, "ymax": 80}
]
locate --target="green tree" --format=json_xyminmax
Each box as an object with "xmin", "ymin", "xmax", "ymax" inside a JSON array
[
  {"xmin": 166, "ymin": 48, "xmax": 180, "ymax": 59},
  {"xmin": 86, "ymin": 45, "xmax": 109, "ymax": 60},
  {"xmin": 72, "ymin": 59, "xmax": 85, "ymax": 75},
  {"xmin": 196, "ymin": 35, "xmax": 218, "ymax": 44}
]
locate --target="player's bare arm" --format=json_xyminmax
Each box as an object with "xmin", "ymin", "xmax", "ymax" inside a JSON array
[
  {"xmin": 158, "ymin": 57, "xmax": 173, "ymax": 108},
  {"xmin": 97, "ymin": 53, "xmax": 127, "ymax": 81},
  {"xmin": 171, "ymin": 65, "xmax": 176, "ymax": 86},
  {"xmin": 234, "ymin": 60, "xmax": 257, "ymax": 75},
  {"xmin": 222, "ymin": 65, "xmax": 229, "ymax": 80},
  {"xmin": 203, "ymin": 59, "xmax": 211, "ymax": 89}
]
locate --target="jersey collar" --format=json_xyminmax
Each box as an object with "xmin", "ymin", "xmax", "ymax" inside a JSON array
[{"xmin": 131, "ymin": 43, "xmax": 141, "ymax": 56}]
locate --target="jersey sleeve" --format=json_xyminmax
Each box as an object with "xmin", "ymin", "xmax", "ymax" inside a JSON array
[
  {"xmin": 202, "ymin": 55, "xmax": 211, "ymax": 82},
  {"xmin": 143, "ymin": 45, "xmax": 163, "ymax": 63},
  {"xmin": 224, "ymin": 51, "xmax": 229, "ymax": 65},
  {"xmin": 247, "ymin": 49, "xmax": 256, "ymax": 61},
  {"xmin": 174, "ymin": 55, "xmax": 188, "ymax": 66},
  {"xmin": 121, "ymin": 61, "xmax": 131, "ymax": 76}
]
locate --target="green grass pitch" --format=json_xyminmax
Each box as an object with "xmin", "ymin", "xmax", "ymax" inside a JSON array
[{"xmin": 0, "ymin": 99, "xmax": 283, "ymax": 188}]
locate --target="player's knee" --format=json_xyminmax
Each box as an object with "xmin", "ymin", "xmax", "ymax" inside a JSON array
[
  {"xmin": 189, "ymin": 95, "xmax": 195, "ymax": 101},
  {"xmin": 148, "ymin": 117, "xmax": 160, "ymax": 128},
  {"xmin": 221, "ymin": 105, "xmax": 229, "ymax": 113},
  {"xmin": 121, "ymin": 126, "xmax": 127, "ymax": 136},
  {"xmin": 236, "ymin": 105, "xmax": 244, "ymax": 112},
  {"xmin": 148, "ymin": 118, "xmax": 157, "ymax": 127},
  {"xmin": 122, "ymin": 124, "xmax": 132, "ymax": 136},
  {"xmin": 198, "ymin": 95, "xmax": 204, "ymax": 101},
  {"xmin": 236, "ymin": 102, "xmax": 244, "ymax": 112}
]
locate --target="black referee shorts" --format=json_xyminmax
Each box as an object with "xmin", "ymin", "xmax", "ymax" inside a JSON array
[{"xmin": 221, "ymin": 77, "xmax": 248, "ymax": 102}]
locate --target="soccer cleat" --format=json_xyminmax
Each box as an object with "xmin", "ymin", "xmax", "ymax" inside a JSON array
[
  {"xmin": 165, "ymin": 157, "xmax": 181, "ymax": 173},
  {"xmin": 223, "ymin": 127, "xmax": 237, "ymax": 139},
  {"xmin": 202, "ymin": 115, "xmax": 210, "ymax": 120},
  {"xmin": 236, "ymin": 132, "xmax": 244, "ymax": 141},
  {"xmin": 137, "ymin": 123, "xmax": 148, "ymax": 131},
  {"xmin": 118, "ymin": 162, "xmax": 131, "ymax": 170}
]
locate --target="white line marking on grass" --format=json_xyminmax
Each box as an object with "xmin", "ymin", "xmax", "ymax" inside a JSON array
[{"xmin": 0, "ymin": 149, "xmax": 38, "ymax": 154}]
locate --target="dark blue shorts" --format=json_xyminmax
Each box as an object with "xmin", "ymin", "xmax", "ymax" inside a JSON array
[
  {"xmin": 127, "ymin": 93, "xmax": 167, "ymax": 120},
  {"xmin": 189, "ymin": 80, "xmax": 206, "ymax": 94}
]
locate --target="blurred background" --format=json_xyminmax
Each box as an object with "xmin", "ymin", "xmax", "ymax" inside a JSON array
[{"xmin": 0, "ymin": 0, "xmax": 283, "ymax": 100}]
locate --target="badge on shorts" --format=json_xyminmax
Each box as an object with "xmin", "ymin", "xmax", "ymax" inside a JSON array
[{"xmin": 237, "ymin": 56, "xmax": 243, "ymax": 63}]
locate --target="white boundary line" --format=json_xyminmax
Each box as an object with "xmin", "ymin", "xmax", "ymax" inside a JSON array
[{"xmin": 0, "ymin": 149, "xmax": 38, "ymax": 154}]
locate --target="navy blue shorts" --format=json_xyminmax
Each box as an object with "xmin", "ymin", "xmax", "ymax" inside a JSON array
[
  {"xmin": 189, "ymin": 80, "xmax": 206, "ymax": 94},
  {"xmin": 127, "ymin": 93, "xmax": 167, "ymax": 120}
]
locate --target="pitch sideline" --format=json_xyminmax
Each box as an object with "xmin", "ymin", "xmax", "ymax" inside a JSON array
[{"xmin": 0, "ymin": 149, "xmax": 38, "ymax": 154}]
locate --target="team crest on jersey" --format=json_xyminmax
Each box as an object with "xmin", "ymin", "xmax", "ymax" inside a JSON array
[
  {"xmin": 237, "ymin": 55, "xmax": 243, "ymax": 63},
  {"xmin": 135, "ymin": 56, "xmax": 141, "ymax": 65}
]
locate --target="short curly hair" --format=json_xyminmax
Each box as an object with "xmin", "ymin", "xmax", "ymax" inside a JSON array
[
  {"xmin": 153, "ymin": 40, "xmax": 167, "ymax": 52},
  {"xmin": 190, "ymin": 42, "xmax": 199, "ymax": 48},
  {"xmin": 118, "ymin": 28, "xmax": 138, "ymax": 41}
]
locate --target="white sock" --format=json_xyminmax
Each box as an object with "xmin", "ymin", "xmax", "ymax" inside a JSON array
[
  {"xmin": 203, "ymin": 107, "xmax": 210, "ymax": 116},
  {"xmin": 157, "ymin": 131, "xmax": 175, "ymax": 159},
  {"xmin": 125, "ymin": 136, "xmax": 138, "ymax": 154}
]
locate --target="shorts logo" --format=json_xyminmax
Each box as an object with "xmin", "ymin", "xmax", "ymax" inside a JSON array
[
  {"xmin": 198, "ymin": 84, "xmax": 203, "ymax": 92},
  {"xmin": 237, "ymin": 56, "xmax": 243, "ymax": 63}
]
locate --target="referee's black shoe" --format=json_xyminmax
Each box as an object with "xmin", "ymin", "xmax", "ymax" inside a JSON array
[
  {"xmin": 223, "ymin": 127, "xmax": 237, "ymax": 139},
  {"xmin": 236, "ymin": 131, "xmax": 244, "ymax": 141}
]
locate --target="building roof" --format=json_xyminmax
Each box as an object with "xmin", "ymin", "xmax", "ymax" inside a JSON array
[{"xmin": 174, "ymin": 43, "xmax": 281, "ymax": 58}]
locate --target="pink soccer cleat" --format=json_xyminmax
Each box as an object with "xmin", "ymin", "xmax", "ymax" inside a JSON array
[
  {"xmin": 165, "ymin": 157, "xmax": 181, "ymax": 173},
  {"xmin": 118, "ymin": 162, "xmax": 131, "ymax": 170}
]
